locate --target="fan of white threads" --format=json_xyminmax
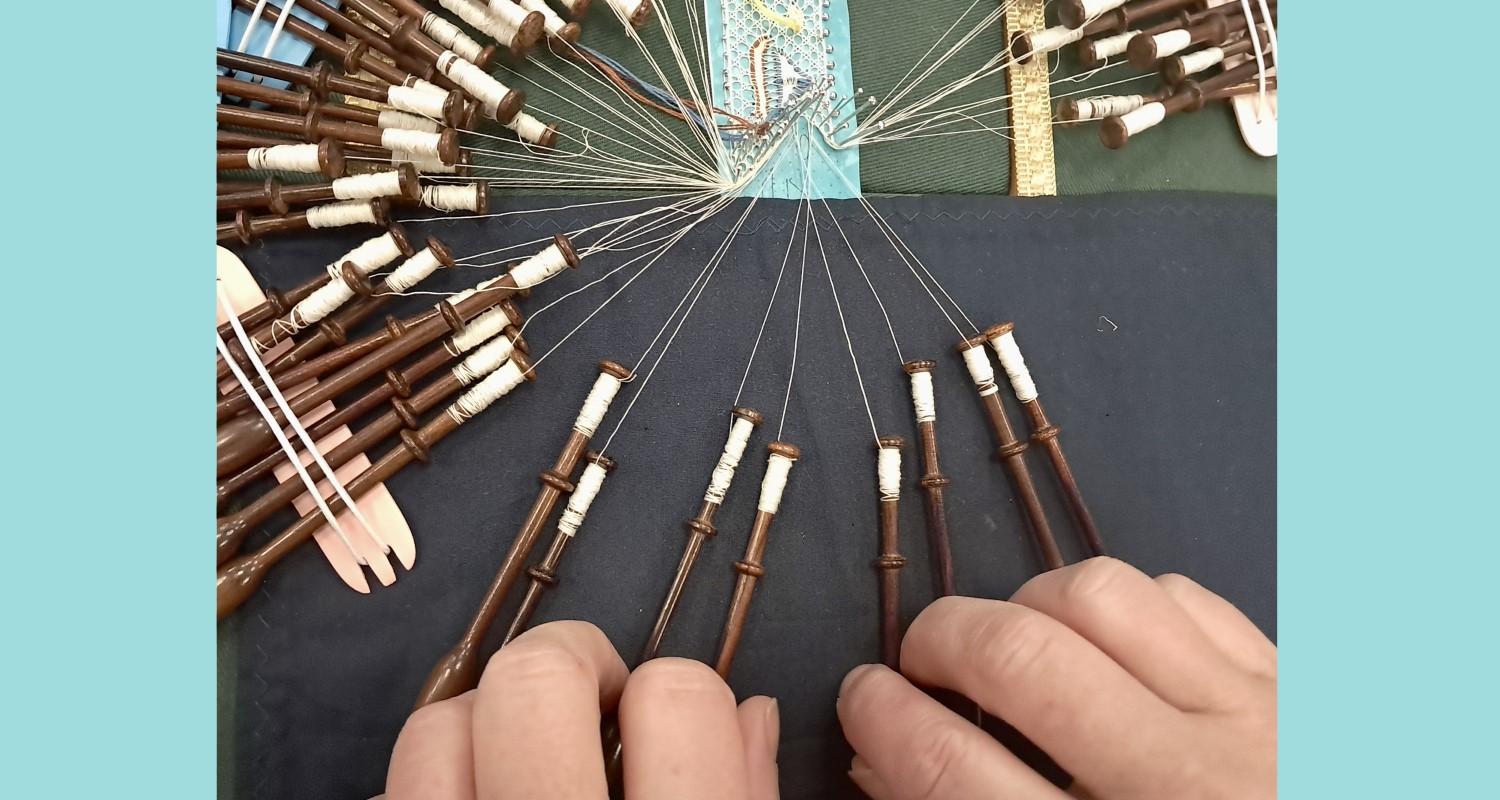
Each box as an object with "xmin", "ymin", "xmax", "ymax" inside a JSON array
[
  {"xmin": 452, "ymin": 332, "xmax": 516, "ymax": 385},
  {"xmin": 557, "ymin": 461, "xmax": 610, "ymax": 537},
  {"xmin": 961, "ymin": 344, "xmax": 999, "ymax": 397},
  {"xmin": 877, "ymin": 445, "xmax": 902, "ymax": 502},
  {"xmin": 247, "ymin": 144, "xmax": 322, "ymax": 173},
  {"xmin": 306, "ymin": 201, "xmax": 377, "ymax": 229},
  {"xmin": 732, "ymin": 193, "xmax": 803, "ymax": 410},
  {"xmin": 989, "ymin": 329, "xmax": 1038, "ymax": 403},
  {"xmin": 382, "ymin": 128, "xmax": 445, "ymax": 158},
  {"xmin": 382, "ymin": 247, "xmax": 446, "ymax": 294},
  {"xmin": 704, "ymin": 415, "xmax": 756, "ymax": 504},
  {"xmin": 756, "ymin": 451, "xmax": 797, "ymax": 514},
  {"xmin": 909, "ymin": 370, "xmax": 937, "ymax": 423},
  {"xmin": 450, "ymin": 358, "xmax": 527, "ymax": 421},
  {"xmin": 387, "ymin": 85, "xmax": 449, "ymax": 119},
  {"xmin": 421, "ymin": 184, "xmax": 482, "ymax": 212},
  {"xmin": 572, "ymin": 371, "xmax": 624, "ymax": 436},
  {"xmin": 807, "ymin": 180, "xmax": 882, "ymax": 448},
  {"xmin": 332, "ymin": 171, "xmax": 404, "ymax": 201},
  {"xmin": 217, "ymin": 280, "xmax": 386, "ymax": 559}
]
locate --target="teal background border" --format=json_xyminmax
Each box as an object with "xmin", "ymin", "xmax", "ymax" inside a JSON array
[{"xmin": 4, "ymin": 2, "xmax": 1498, "ymax": 798}]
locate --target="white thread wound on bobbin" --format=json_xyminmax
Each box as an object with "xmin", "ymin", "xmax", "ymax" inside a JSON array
[
  {"xmin": 306, "ymin": 201, "xmax": 378, "ymax": 229},
  {"xmin": 961, "ymin": 345, "xmax": 999, "ymax": 397},
  {"xmin": 438, "ymin": 51, "xmax": 514, "ymax": 117},
  {"xmin": 448, "ymin": 305, "xmax": 512, "ymax": 353},
  {"xmin": 909, "ymin": 371, "xmax": 937, "ymax": 423},
  {"xmin": 332, "ymin": 171, "xmax": 404, "ymax": 200},
  {"xmin": 877, "ymin": 446, "xmax": 901, "ymax": 502},
  {"xmin": 246, "ymin": 143, "xmax": 322, "ymax": 173},
  {"xmin": 703, "ymin": 416, "xmax": 756, "ymax": 504},
  {"xmin": 1090, "ymin": 30, "xmax": 1138, "ymax": 59},
  {"xmin": 558, "ymin": 461, "xmax": 609, "ymax": 537},
  {"xmin": 383, "ymin": 247, "xmax": 445, "ymax": 294},
  {"xmin": 381, "ymin": 128, "xmax": 445, "ymax": 158},
  {"xmin": 506, "ymin": 111, "xmax": 552, "ymax": 144},
  {"xmin": 1119, "ymin": 102, "xmax": 1167, "ymax": 135},
  {"xmin": 757, "ymin": 451, "xmax": 797, "ymax": 514},
  {"xmin": 517, "ymin": 0, "xmax": 566, "ymax": 35},
  {"xmin": 453, "ymin": 334, "xmax": 515, "ymax": 385},
  {"xmin": 450, "ymin": 359, "xmax": 525, "ymax": 421},
  {"xmin": 1076, "ymin": 94, "xmax": 1147, "ymax": 120},
  {"xmin": 572, "ymin": 371, "xmax": 623, "ymax": 436},
  {"xmin": 387, "ymin": 85, "xmax": 449, "ymax": 119},
  {"xmin": 1178, "ymin": 46, "xmax": 1226, "ymax": 76},
  {"xmin": 420, "ymin": 12, "xmax": 485, "ymax": 63},
  {"xmin": 989, "ymin": 330, "xmax": 1039, "ymax": 403},
  {"xmin": 510, "ymin": 243, "xmax": 571, "ymax": 288},
  {"xmin": 1077, "ymin": 0, "xmax": 1126, "ymax": 21},
  {"xmin": 343, "ymin": 231, "xmax": 405, "ymax": 272},
  {"xmin": 440, "ymin": 0, "xmax": 518, "ymax": 46},
  {"xmin": 406, "ymin": 78, "xmax": 450, "ymax": 99},
  {"xmin": 392, "ymin": 152, "xmax": 457, "ymax": 174},
  {"xmin": 1027, "ymin": 25, "xmax": 1085, "ymax": 55},
  {"xmin": 487, "ymin": 0, "xmax": 529, "ymax": 28},
  {"xmin": 289, "ymin": 263, "xmax": 357, "ymax": 329},
  {"xmin": 603, "ymin": 0, "xmax": 647, "ymax": 24},
  {"xmin": 1151, "ymin": 29, "xmax": 1194, "ymax": 59},
  {"xmin": 421, "ymin": 184, "xmax": 482, "ymax": 212},
  {"xmin": 377, "ymin": 110, "xmax": 441, "ymax": 133}
]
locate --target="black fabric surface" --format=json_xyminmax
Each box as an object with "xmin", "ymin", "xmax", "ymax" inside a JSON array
[{"xmin": 225, "ymin": 192, "xmax": 1275, "ymax": 799}]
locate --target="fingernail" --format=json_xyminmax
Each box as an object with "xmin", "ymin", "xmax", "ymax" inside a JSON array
[
  {"xmin": 762, "ymin": 697, "xmax": 780, "ymax": 756},
  {"xmin": 848, "ymin": 755, "xmax": 875, "ymax": 784},
  {"xmin": 839, "ymin": 663, "xmax": 881, "ymax": 700}
]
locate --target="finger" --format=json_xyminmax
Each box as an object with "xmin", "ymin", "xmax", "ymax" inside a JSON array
[
  {"xmin": 471, "ymin": 621, "xmax": 628, "ymax": 800},
  {"xmin": 620, "ymin": 657, "xmax": 751, "ymax": 800},
  {"xmin": 1155, "ymin": 573, "xmax": 1277, "ymax": 678},
  {"xmin": 386, "ymin": 691, "xmax": 476, "ymax": 800},
  {"xmin": 1010, "ymin": 557, "xmax": 1253, "ymax": 711},
  {"xmin": 848, "ymin": 755, "xmax": 898, "ymax": 800},
  {"xmin": 900, "ymin": 596, "xmax": 1187, "ymax": 796},
  {"xmin": 736, "ymin": 695, "xmax": 781, "ymax": 800},
  {"xmin": 837, "ymin": 663, "xmax": 1071, "ymax": 800}
]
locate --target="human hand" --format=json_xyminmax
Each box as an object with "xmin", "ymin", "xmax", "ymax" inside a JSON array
[
  {"xmin": 382, "ymin": 620, "xmax": 780, "ymax": 799},
  {"xmin": 837, "ymin": 557, "xmax": 1276, "ymax": 799}
]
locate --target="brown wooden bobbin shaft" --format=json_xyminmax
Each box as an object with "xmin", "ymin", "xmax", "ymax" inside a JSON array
[
  {"xmin": 1098, "ymin": 58, "xmax": 1263, "ymax": 148},
  {"xmin": 714, "ymin": 441, "xmax": 800, "ymax": 680},
  {"xmin": 956, "ymin": 336, "xmax": 1064, "ymax": 570},
  {"xmin": 501, "ymin": 451, "xmax": 618, "ymax": 644},
  {"xmin": 230, "ymin": 0, "xmax": 430, "ymax": 90},
  {"xmin": 874, "ymin": 435, "xmax": 906, "ymax": 669},
  {"xmin": 902, "ymin": 359, "xmax": 956, "ymax": 597},
  {"xmin": 216, "ymin": 48, "xmax": 466, "ymax": 127},
  {"xmin": 641, "ymin": 406, "xmax": 764, "ymax": 663},
  {"xmin": 216, "ymin": 350, "xmax": 537, "ymax": 619},
  {"xmin": 295, "ymin": 0, "xmax": 439, "ymax": 82},
  {"xmin": 217, "ymin": 165, "xmax": 423, "ymax": 215},
  {"xmin": 984, "ymin": 323, "xmax": 1104, "ymax": 558},
  {"xmin": 1125, "ymin": 3, "xmax": 1264, "ymax": 69},
  {"xmin": 218, "ymin": 105, "xmax": 462, "ymax": 165},
  {"xmin": 415, "ymin": 359, "xmax": 634, "ymax": 707},
  {"xmin": 217, "ymin": 137, "xmax": 346, "ymax": 179},
  {"xmin": 216, "ymin": 198, "xmax": 389, "ymax": 245}
]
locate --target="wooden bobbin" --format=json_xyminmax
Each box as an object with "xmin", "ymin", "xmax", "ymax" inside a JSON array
[
  {"xmin": 216, "ymin": 333, "xmax": 528, "ymax": 563},
  {"xmin": 984, "ymin": 323, "xmax": 1104, "ymax": 558},
  {"xmin": 230, "ymin": 0, "xmax": 416, "ymax": 89},
  {"xmin": 641, "ymin": 406, "xmax": 764, "ymax": 662},
  {"xmin": 217, "ymin": 138, "xmax": 347, "ymax": 180},
  {"xmin": 217, "ymin": 165, "xmax": 423, "ymax": 216},
  {"xmin": 502, "ymin": 451, "xmax": 619, "ymax": 644},
  {"xmin": 1099, "ymin": 58, "xmax": 1263, "ymax": 148},
  {"xmin": 1161, "ymin": 30, "xmax": 1259, "ymax": 84},
  {"xmin": 874, "ymin": 435, "xmax": 906, "ymax": 669},
  {"xmin": 216, "ymin": 349, "xmax": 537, "ymax": 619},
  {"xmin": 902, "ymin": 359, "xmax": 956, "ymax": 597},
  {"xmin": 415, "ymin": 359, "xmax": 634, "ymax": 708},
  {"xmin": 1125, "ymin": 2, "xmax": 1264, "ymax": 69},
  {"xmin": 216, "ymin": 261, "xmax": 374, "ymax": 389},
  {"xmin": 956, "ymin": 335, "xmax": 1064, "ymax": 571},
  {"xmin": 216, "ymin": 48, "xmax": 467, "ymax": 127},
  {"xmin": 217, "ymin": 325, "xmax": 526, "ymax": 511},
  {"xmin": 714, "ymin": 441, "xmax": 800, "ymax": 679},
  {"xmin": 218, "ymin": 105, "xmax": 463, "ymax": 165},
  {"xmin": 215, "ymin": 272, "xmax": 534, "ymax": 478},
  {"xmin": 297, "ymin": 0, "xmax": 441, "ymax": 83}
]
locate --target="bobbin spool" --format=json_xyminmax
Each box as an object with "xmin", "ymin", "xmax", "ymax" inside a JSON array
[
  {"xmin": 218, "ymin": 49, "xmax": 469, "ymax": 128},
  {"xmin": 502, "ymin": 450, "xmax": 618, "ymax": 645},
  {"xmin": 217, "ymin": 198, "xmax": 390, "ymax": 245},
  {"xmin": 219, "ymin": 138, "xmax": 347, "ymax": 180},
  {"xmin": 230, "ymin": 0, "xmax": 415, "ymax": 89},
  {"xmin": 713, "ymin": 440, "xmax": 799, "ymax": 680},
  {"xmin": 421, "ymin": 0, "xmax": 537, "ymax": 62},
  {"xmin": 1099, "ymin": 58, "xmax": 1263, "ymax": 148},
  {"xmin": 415, "ymin": 359, "xmax": 633, "ymax": 708},
  {"xmin": 955, "ymin": 335, "xmax": 1063, "ymax": 571},
  {"xmin": 983, "ymin": 322, "xmax": 1103, "ymax": 559},
  {"xmin": 484, "ymin": 0, "xmax": 548, "ymax": 54},
  {"xmin": 296, "ymin": 0, "xmax": 441, "ymax": 83},
  {"xmin": 515, "ymin": 0, "xmax": 581, "ymax": 44},
  {"xmin": 873, "ymin": 435, "xmax": 906, "ymax": 669},
  {"xmin": 901, "ymin": 358, "xmax": 956, "ymax": 597}
]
